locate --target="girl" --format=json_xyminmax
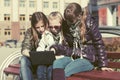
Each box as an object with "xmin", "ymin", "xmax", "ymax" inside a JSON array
[
  {"xmin": 51, "ymin": 3, "xmax": 113, "ymax": 79},
  {"xmin": 20, "ymin": 12, "xmax": 49, "ymax": 80},
  {"xmin": 36, "ymin": 11, "xmax": 64, "ymax": 80}
]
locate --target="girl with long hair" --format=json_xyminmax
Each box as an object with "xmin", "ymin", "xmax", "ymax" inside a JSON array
[{"xmin": 20, "ymin": 12, "xmax": 49, "ymax": 80}]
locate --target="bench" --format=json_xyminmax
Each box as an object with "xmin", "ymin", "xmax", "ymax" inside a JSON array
[
  {"xmin": 3, "ymin": 52, "xmax": 120, "ymax": 80},
  {"xmin": 67, "ymin": 52, "xmax": 120, "ymax": 80}
]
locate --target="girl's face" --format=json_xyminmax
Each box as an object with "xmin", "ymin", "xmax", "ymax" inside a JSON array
[
  {"xmin": 35, "ymin": 20, "xmax": 45, "ymax": 34},
  {"xmin": 49, "ymin": 19, "xmax": 61, "ymax": 35}
]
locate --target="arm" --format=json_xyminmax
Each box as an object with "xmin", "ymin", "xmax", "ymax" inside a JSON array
[
  {"xmin": 21, "ymin": 28, "xmax": 32, "ymax": 57},
  {"xmin": 36, "ymin": 32, "xmax": 47, "ymax": 51},
  {"xmin": 50, "ymin": 44, "xmax": 73, "ymax": 56},
  {"xmin": 90, "ymin": 19, "xmax": 108, "ymax": 68},
  {"xmin": 36, "ymin": 31, "xmax": 55, "ymax": 51}
]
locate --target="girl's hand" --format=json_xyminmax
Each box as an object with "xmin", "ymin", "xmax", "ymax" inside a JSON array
[
  {"xmin": 50, "ymin": 48, "xmax": 56, "ymax": 54},
  {"xmin": 101, "ymin": 67, "xmax": 114, "ymax": 71}
]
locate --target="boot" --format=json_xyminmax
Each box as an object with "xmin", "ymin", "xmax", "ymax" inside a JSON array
[{"xmin": 52, "ymin": 68, "xmax": 65, "ymax": 80}]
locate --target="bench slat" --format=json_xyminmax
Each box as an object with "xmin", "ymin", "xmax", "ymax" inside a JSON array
[
  {"xmin": 107, "ymin": 52, "xmax": 120, "ymax": 59},
  {"xmin": 67, "ymin": 76, "xmax": 87, "ymax": 80},
  {"xmin": 108, "ymin": 62, "xmax": 120, "ymax": 68},
  {"xmin": 73, "ymin": 70, "xmax": 120, "ymax": 80},
  {"xmin": 9, "ymin": 64, "xmax": 20, "ymax": 68},
  {"xmin": 4, "ymin": 67, "xmax": 20, "ymax": 75}
]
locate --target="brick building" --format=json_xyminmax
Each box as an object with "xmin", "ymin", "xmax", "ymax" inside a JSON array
[{"xmin": 97, "ymin": 0, "xmax": 120, "ymax": 26}]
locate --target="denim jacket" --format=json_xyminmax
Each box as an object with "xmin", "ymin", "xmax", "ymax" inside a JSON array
[{"xmin": 50, "ymin": 16, "xmax": 108, "ymax": 68}]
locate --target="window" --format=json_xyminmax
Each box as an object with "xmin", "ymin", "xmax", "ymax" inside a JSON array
[
  {"xmin": 19, "ymin": 0, "xmax": 25, "ymax": 7},
  {"xmin": 4, "ymin": 29, "xmax": 11, "ymax": 35},
  {"xmin": 19, "ymin": 14, "xmax": 25, "ymax": 21},
  {"xmin": 5, "ymin": 31, "xmax": 7, "ymax": 35},
  {"xmin": 43, "ymin": 1, "xmax": 49, "ymax": 8},
  {"xmin": 29, "ymin": 1, "xmax": 35, "ymax": 7},
  {"xmin": 8, "ymin": 32, "xmax": 10, "ymax": 35},
  {"xmin": 53, "ymin": 2, "xmax": 58, "ymax": 8},
  {"xmin": 4, "ymin": 0, "xmax": 10, "ymax": 7},
  {"xmin": 20, "ymin": 29, "xmax": 25, "ymax": 35},
  {"xmin": 4, "ymin": 14, "xmax": 10, "ymax": 21}
]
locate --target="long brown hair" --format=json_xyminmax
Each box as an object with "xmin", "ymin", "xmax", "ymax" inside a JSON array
[
  {"xmin": 31, "ymin": 12, "xmax": 49, "ymax": 48},
  {"xmin": 64, "ymin": 3, "xmax": 86, "ymax": 43}
]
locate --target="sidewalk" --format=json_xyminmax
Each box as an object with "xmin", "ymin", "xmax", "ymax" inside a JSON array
[{"xmin": 0, "ymin": 47, "xmax": 21, "ymax": 80}]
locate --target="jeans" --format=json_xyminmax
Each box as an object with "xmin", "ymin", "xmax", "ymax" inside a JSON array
[
  {"xmin": 20, "ymin": 56, "xmax": 52, "ymax": 80},
  {"xmin": 53, "ymin": 56, "xmax": 94, "ymax": 77}
]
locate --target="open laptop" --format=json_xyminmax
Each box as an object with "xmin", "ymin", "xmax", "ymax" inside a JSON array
[{"xmin": 29, "ymin": 51, "xmax": 56, "ymax": 65}]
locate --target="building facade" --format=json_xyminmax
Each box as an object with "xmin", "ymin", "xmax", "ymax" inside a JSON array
[
  {"xmin": 97, "ymin": 0, "xmax": 120, "ymax": 26},
  {"xmin": 0, "ymin": 0, "xmax": 90, "ymax": 42}
]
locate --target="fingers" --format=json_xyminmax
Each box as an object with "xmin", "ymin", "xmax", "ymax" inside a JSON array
[{"xmin": 101, "ymin": 67, "xmax": 114, "ymax": 71}]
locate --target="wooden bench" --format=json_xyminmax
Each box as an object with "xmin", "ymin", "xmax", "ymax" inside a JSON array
[
  {"xmin": 3, "ymin": 52, "xmax": 120, "ymax": 80},
  {"xmin": 67, "ymin": 52, "xmax": 120, "ymax": 80}
]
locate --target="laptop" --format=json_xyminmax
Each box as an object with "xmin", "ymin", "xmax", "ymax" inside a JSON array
[{"xmin": 29, "ymin": 51, "xmax": 56, "ymax": 65}]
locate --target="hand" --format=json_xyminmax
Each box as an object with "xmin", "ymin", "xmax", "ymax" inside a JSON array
[
  {"xmin": 101, "ymin": 67, "xmax": 114, "ymax": 71},
  {"xmin": 50, "ymin": 48, "xmax": 56, "ymax": 54},
  {"xmin": 22, "ymin": 49, "xmax": 30, "ymax": 57},
  {"xmin": 72, "ymin": 48, "xmax": 81, "ymax": 59}
]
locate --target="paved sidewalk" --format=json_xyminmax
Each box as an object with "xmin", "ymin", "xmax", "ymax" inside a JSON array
[{"xmin": 0, "ymin": 47, "xmax": 21, "ymax": 80}]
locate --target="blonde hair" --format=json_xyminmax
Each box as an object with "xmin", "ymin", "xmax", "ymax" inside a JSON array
[
  {"xmin": 48, "ymin": 11, "xmax": 63, "ymax": 24},
  {"xmin": 48, "ymin": 11, "xmax": 65, "ymax": 44}
]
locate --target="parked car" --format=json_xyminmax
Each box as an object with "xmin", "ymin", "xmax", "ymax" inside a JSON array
[{"xmin": 5, "ymin": 40, "xmax": 17, "ymax": 48}]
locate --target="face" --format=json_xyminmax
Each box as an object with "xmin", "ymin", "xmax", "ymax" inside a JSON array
[
  {"xmin": 49, "ymin": 19, "xmax": 61, "ymax": 35},
  {"xmin": 66, "ymin": 18, "xmax": 77, "ymax": 26},
  {"xmin": 35, "ymin": 20, "xmax": 45, "ymax": 34}
]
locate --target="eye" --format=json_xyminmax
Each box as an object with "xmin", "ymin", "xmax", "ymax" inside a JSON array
[
  {"xmin": 35, "ymin": 27, "xmax": 40, "ymax": 29},
  {"xmin": 41, "ymin": 25, "xmax": 45, "ymax": 28}
]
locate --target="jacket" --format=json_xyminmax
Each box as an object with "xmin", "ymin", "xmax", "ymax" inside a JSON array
[
  {"xmin": 51, "ymin": 15, "xmax": 108, "ymax": 68},
  {"xmin": 21, "ymin": 28, "xmax": 40, "ymax": 53},
  {"xmin": 36, "ymin": 30, "xmax": 63, "ymax": 51}
]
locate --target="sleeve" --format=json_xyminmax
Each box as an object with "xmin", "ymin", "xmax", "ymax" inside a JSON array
[
  {"xmin": 36, "ymin": 33, "xmax": 46, "ymax": 51},
  {"xmin": 90, "ymin": 20, "xmax": 108, "ymax": 67},
  {"xmin": 50, "ymin": 44, "xmax": 73, "ymax": 56},
  {"xmin": 21, "ymin": 29, "xmax": 32, "ymax": 53},
  {"xmin": 36, "ymin": 31, "xmax": 55, "ymax": 51}
]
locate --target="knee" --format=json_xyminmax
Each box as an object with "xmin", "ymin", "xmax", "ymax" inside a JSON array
[
  {"xmin": 20, "ymin": 56, "xmax": 31, "ymax": 67},
  {"xmin": 53, "ymin": 59, "xmax": 63, "ymax": 66}
]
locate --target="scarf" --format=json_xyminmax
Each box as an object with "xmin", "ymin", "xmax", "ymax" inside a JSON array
[
  {"xmin": 69, "ymin": 20, "xmax": 83, "ymax": 59},
  {"xmin": 52, "ymin": 33, "xmax": 60, "ymax": 44}
]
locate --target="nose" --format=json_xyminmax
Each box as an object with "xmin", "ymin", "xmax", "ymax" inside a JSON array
[
  {"xmin": 52, "ymin": 27, "xmax": 56, "ymax": 31},
  {"xmin": 36, "ymin": 28, "xmax": 43, "ymax": 33}
]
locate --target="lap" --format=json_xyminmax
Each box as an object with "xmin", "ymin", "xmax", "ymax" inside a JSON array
[
  {"xmin": 53, "ymin": 56, "xmax": 72, "ymax": 69},
  {"xmin": 64, "ymin": 58, "xmax": 94, "ymax": 77}
]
